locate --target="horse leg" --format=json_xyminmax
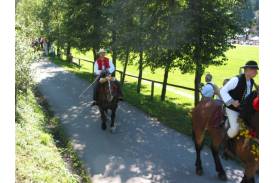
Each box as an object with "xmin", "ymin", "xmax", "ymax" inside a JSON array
[
  {"xmin": 110, "ymin": 108, "xmax": 116, "ymax": 128},
  {"xmin": 210, "ymin": 143, "xmax": 227, "ymax": 181},
  {"xmin": 241, "ymin": 175, "xmax": 255, "ymax": 183},
  {"xmin": 241, "ymin": 163, "xmax": 258, "ymax": 183},
  {"xmin": 193, "ymin": 130, "xmax": 204, "ymax": 176},
  {"xmin": 100, "ymin": 108, "xmax": 107, "ymax": 130},
  {"xmin": 209, "ymin": 129, "xmax": 227, "ymax": 181}
]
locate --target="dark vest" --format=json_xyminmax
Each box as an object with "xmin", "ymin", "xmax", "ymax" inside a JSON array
[{"xmin": 228, "ymin": 74, "xmax": 254, "ymax": 112}]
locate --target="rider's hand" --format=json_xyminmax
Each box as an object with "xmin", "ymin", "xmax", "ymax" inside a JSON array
[{"xmin": 232, "ymin": 100, "xmax": 240, "ymax": 108}]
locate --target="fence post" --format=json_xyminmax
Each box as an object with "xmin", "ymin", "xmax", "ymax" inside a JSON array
[
  {"xmin": 119, "ymin": 71, "xmax": 123, "ymax": 82},
  {"xmin": 151, "ymin": 81, "xmax": 154, "ymax": 100},
  {"xmin": 92, "ymin": 61, "xmax": 95, "ymax": 79}
]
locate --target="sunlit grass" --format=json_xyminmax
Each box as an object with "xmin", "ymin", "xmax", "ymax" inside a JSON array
[{"xmin": 55, "ymin": 45, "xmax": 259, "ymax": 137}]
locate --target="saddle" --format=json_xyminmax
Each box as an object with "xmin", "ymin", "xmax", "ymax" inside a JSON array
[{"xmin": 99, "ymin": 76, "xmax": 116, "ymax": 83}]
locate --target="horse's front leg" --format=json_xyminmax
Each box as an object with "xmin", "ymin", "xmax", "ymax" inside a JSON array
[
  {"xmin": 241, "ymin": 162, "xmax": 258, "ymax": 183},
  {"xmin": 100, "ymin": 108, "xmax": 107, "ymax": 130},
  {"xmin": 209, "ymin": 130, "xmax": 227, "ymax": 181},
  {"xmin": 210, "ymin": 144, "xmax": 227, "ymax": 181},
  {"xmin": 110, "ymin": 108, "xmax": 116, "ymax": 132}
]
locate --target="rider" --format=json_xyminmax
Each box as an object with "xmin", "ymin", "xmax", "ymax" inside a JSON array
[
  {"xmin": 201, "ymin": 73, "xmax": 222, "ymax": 100},
  {"xmin": 91, "ymin": 48, "xmax": 123, "ymax": 106},
  {"xmin": 220, "ymin": 60, "xmax": 258, "ymax": 151}
]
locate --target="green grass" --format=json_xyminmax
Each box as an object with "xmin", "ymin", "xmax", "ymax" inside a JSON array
[
  {"xmin": 69, "ymin": 45, "xmax": 259, "ymax": 103},
  {"xmin": 16, "ymin": 88, "xmax": 91, "ymax": 183},
  {"xmin": 53, "ymin": 45, "xmax": 258, "ymax": 137},
  {"xmin": 70, "ymin": 45, "xmax": 259, "ymax": 88}
]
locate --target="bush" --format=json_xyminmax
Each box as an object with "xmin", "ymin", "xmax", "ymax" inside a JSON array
[{"xmin": 15, "ymin": 27, "xmax": 39, "ymax": 97}]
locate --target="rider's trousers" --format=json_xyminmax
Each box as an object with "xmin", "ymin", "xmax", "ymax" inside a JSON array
[{"xmin": 226, "ymin": 107, "xmax": 240, "ymax": 138}]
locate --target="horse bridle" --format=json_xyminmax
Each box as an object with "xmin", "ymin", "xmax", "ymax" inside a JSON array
[
  {"xmin": 100, "ymin": 69, "xmax": 114, "ymax": 101},
  {"xmin": 107, "ymin": 79, "xmax": 114, "ymax": 101}
]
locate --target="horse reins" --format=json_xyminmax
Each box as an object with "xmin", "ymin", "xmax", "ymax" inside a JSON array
[
  {"xmin": 108, "ymin": 80, "xmax": 113, "ymax": 97},
  {"xmin": 78, "ymin": 75, "xmax": 100, "ymax": 98}
]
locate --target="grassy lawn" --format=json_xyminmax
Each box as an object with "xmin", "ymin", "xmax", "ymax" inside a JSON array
[
  {"xmin": 53, "ymin": 45, "xmax": 258, "ymax": 137},
  {"xmin": 70, "ymin": 45, "xmax": 259, "ymax": 87},
  {"xmin": 16, "ymin": 89, "xmax": 91, "ymax": 183},
  {"xmin": 69, "ymin": 45, "xmax": 259, "ymax": 100}
]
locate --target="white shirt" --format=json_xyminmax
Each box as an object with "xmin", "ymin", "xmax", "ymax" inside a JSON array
[
  {"xmin": 220, "ymin": 76, "xmax": 252, "ymax": 106},
  {"xmin": 245, "ymin": 80, "xmax": 251, "ymax": 98},
  {"xmin": 201, "ymin": 83, "xmax": 215, "ymax": 98},
  {"xmin": 94, "ymin": 59, "xmax": 115, "ymax": 75}
]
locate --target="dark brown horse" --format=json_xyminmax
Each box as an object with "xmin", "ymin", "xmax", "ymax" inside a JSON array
[
  {"xmin": 192, "ymin": 96, "xmax": 259, "ymax": 183},
  {"xmin": 97, "ymin": 72, "xmax": 120, "ymax": 132}
]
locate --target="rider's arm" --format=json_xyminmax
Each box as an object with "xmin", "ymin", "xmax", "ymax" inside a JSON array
[
  {"xmin": 220, "ymin": 77, "xmax": 238, "ymax": 106},
  {"xmin": 94, "ymin": 61, "xmax": 101, "ymax": 75},
  {"xmin": 108, "ymin": 59, "xmax": 115, "ymax": 74}
]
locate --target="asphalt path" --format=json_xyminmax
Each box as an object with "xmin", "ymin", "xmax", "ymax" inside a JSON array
[{"xmin": 32, "ymin": 58, "xmax": 258, "ymax": 183}]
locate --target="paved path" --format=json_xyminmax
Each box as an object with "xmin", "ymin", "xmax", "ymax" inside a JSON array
[{"xmin": 32, "ymin": 59, "xmax": 258, "ymax": 183}]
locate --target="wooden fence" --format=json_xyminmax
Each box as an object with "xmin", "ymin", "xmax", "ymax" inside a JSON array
[{"xmin": 57, "ymin": 52, "xmax": 195, "ymax": 100}]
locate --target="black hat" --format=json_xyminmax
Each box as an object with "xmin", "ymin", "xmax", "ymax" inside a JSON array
[{"xmin": 242, "ymin": 60, "xmax": 259, "ymax": 70}]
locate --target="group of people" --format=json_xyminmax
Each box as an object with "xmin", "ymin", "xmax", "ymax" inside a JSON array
[
  {"xmin": 31, "ymin": 37, "xmax": 55, "ymax": 57},
  {"xmin": 88, "ymin": 48, "xmax": 259, "ymax": 151},
  {"xmin": 201, "ymin": 60, "xmax": 259, "ymax": 151}
]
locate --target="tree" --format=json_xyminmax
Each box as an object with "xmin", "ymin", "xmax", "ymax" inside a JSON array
[
  {"xmin": 144, "ymin": 0, "xmax": 186, "ymax": 101},
  {"xmin": 16, "ymin": 0, "xmax": 45, "ymax": 38},
  {"xmin": 128, "ymin": 0, "xmax": 152, "ymax": 94},
  {"xmin": 180, "ymin": 0, "xmax": 246, "ymax": 105}
]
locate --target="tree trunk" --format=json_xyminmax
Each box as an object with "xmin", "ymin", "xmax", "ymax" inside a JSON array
[
  {"xmin": 161, "ymin": 64, "xmax": 170, "ymax": 101},
  {"xmin": 137, "ymin": 51, "xmax": 143, "ymax": 94},
  {"xmin": 66, "ymin": 43, "xmax": 71, "ymax": 62},
  {"xmin": 112, "ymin": 49, "xmax": 117, "ymax": 77},
  {"xmin": 57, "ymin": 45, "xmax": 60, "ymax": 59},
  {"xmin": 121, "ymin": 49, "xmax": 130, "ymax": 85},
  {"xmin": 93, "ymin": 48, "xmax": 97, "ymax": 61},
  {"xmin": 194, "ymin": 64, "xmax": 203, "ymax": 106}
]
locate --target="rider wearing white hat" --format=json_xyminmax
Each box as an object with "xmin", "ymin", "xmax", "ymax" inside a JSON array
[{"xmin": 91, "ymin": 48, "xmax": 123, "ymax": 106}]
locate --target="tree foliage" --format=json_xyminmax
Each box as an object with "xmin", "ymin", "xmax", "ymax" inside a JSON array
[{"xmin": 16, "ymin": 0, "xmax": 249, "ymax": 104}]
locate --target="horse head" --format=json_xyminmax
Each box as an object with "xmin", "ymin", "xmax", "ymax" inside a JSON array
[{"xmin": 98, "ymin": 70, "xmax": 117, "ymax": 103}]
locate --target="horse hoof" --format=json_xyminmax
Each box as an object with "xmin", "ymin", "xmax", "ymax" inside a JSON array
[
  {"xmin": 101, "ymin": 123, "xmax": 107, "ymax": 130},
  {"xmin": 196, "ymin": 168, "xmax": 203, "ymax": 176},
  {"xmin": 222, "ymin": 153, "xmax": 229, "ymax": 160},
  {"xmin": 110, "ymin": 126, "xmax": 116, "ymax": 133},
  {"xmin": 218, "ymin": 172, "xmax": 228, "ymax": 181}
]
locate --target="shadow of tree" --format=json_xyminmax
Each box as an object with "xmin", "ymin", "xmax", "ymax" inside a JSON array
[{"xmin": 32, "ymin": 60, "xmax": 258, "ymax": 183}]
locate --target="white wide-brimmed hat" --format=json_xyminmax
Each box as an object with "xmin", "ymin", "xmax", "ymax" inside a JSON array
[{"xmin": 97, "ymin": 48, "xmax": 107, "ymax": 54}]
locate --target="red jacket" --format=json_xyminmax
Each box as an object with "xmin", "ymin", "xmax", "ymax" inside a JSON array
[{"xmin": 96, "ymin": 57, "xmax": 110, "ymax": 70}]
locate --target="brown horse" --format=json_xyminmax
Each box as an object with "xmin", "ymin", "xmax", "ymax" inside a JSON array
[
  {"xmin": 192, "ymin": 97, "xmax": 259, "ymax": 183},
  {"xmin": 96, "ymin": 72, "xmax": 120, "ymax": 132}
]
